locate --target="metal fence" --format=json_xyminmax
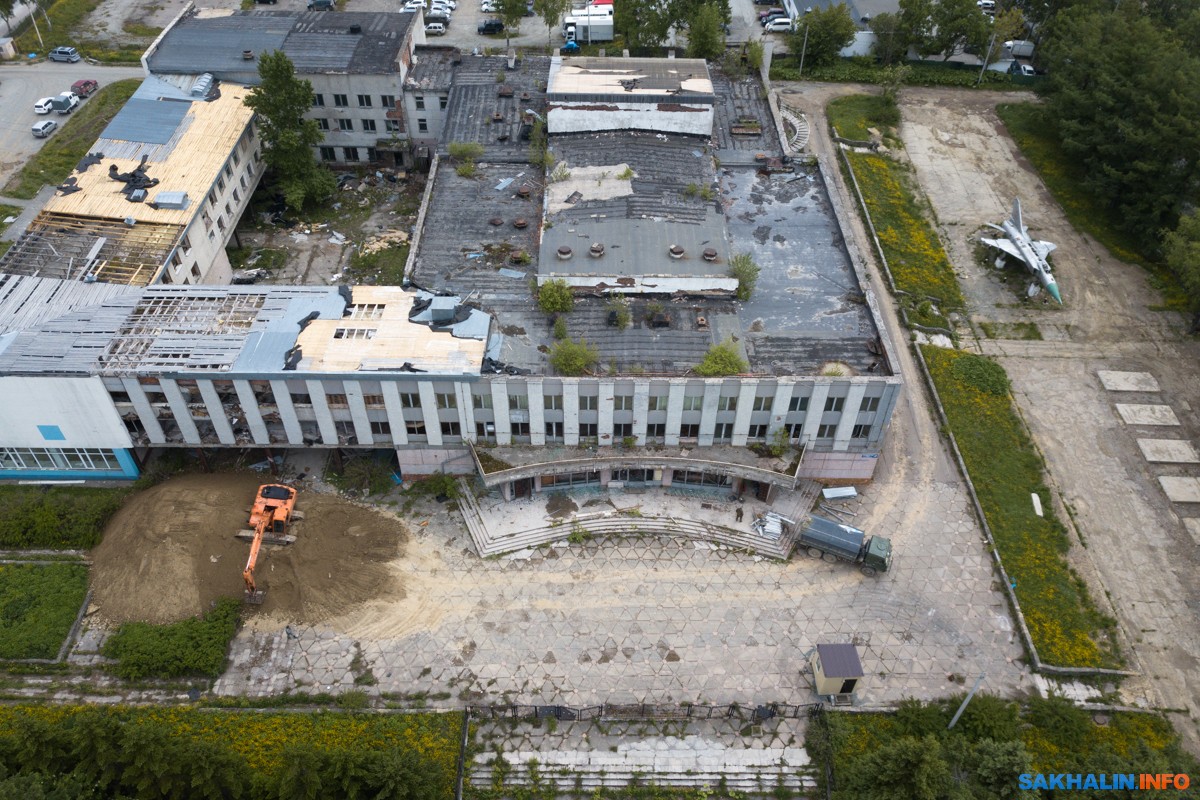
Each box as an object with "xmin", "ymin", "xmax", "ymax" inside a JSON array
[{"xmin": 467, "ymin": 702, "xmax": 820, "ymax": 722}]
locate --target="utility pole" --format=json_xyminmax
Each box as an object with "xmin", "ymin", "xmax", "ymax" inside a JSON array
[
  {"xmin": 976, "ymin": 28, "xmax": 998, "ymax": 86},
  {"xmin": 29, "ymin": 2, "xmax": 45, "ymax": 48},
  {"xmin": 797, "ymin": 23, "xmax": 810, "ymax": 79},
  {"xmin": 947, "ymin": 673, "xmax": 987, "ymax": 730}
]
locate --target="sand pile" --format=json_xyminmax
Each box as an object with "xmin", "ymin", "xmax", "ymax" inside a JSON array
[{"xmin": 89, "ymin": 472, "xmax": 406, "ymax": 624}]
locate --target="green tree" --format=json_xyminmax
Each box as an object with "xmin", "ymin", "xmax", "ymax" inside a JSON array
[
  {"xmin": 987, "ymin": 9, "xmax": 1027, "ymax": 64},
  {"xmin": 1162, "ymin": 208, "xmax": 1200, "ymax": 310},
  {"xmin": 672, "ymin": 0, "xmax": 730, "ymax": 27},
  {"xmin": 533, "ymin": 0, "xmax": 570, "ymax": 45},
  {"xmin": 537, "ymin": 278, "xmax": 575, "ymax": 313},
  {"xmin": 695, "ymin": 340, "xmax": 748, "ymax": 376},
  {"xmin": 0, "ymin": 0, "xmax": 17, "ymax": 37},
  {"xmin": 896, "ymin": 0, "xmax": 936, "ymax": 57},
  {"xmin": 1040, "ymin": 6, "xmax": 1200, "ymax": 249},
  {"xmin": 615, "ymin": 0, "xmax": 673, "ymax": 50},
  {"xmin": 869, "ymin": 12, "xmax": 905, "ymax": 64},
  {"xmin": 549, "ymin": 338, "xmax": 599, "ymax": 375},
  {"xmin": 687, "ymin": 2, "xmax": 725, "ymax": 61},
  {"xmin": 839, "ymin": 735, "xmax": 954, "ymax": 800},
  {"xmin": 244, "ymin": 51, "xmax": 336, "ymax": 212},
  {"xmin": 927, "ymin": 0, "xmax": 989, "ymax": 60},
  {"xmin": 791, "ymin": 3, "xmax": 857, "ymax": 68},
  {"xmin": 498, "ymin": 0, "xmax": 529, "ymax": 49}
]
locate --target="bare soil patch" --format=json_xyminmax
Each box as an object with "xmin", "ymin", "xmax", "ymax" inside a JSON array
[{"xmin": 90, "ymin": 472, "xmax": 406, "ymax": 625}]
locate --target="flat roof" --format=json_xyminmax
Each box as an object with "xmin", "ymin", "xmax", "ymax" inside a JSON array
[
  {"xmin": 147, "ymin": 9, "xmax": 415, "ymax": 77},
  {"xmin": 408, "ymin": 45, "xmax": 459, "ymax": 92},
  {"xmin": 547, "ymin": 56, "xmax": 714, "ymax": 101},
  {"xmin": 438, "ymin": 55, "xmax": 552, "ymax": 161}
]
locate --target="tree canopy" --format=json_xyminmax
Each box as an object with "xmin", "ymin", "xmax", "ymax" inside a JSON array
[
  {"xmin": 533, "ymin": 0, "xmax": 571, "ymax": 45},
  {"xmin": 791, "ymin": 3, "xmax": 858, "ymax": 68},
  {"xmin": 695, "ymin": 340, "xmax": 748, "ymax": 376},
  {"xmin": 549, "ymin": 338, "xmax": 599, "ymax": 375},
  {"xmin": 497, "ymin": 0, "xmax": 529, "ymax": 48},
  {"xmin": 244, "ymin": 51, "xmax": 336, "ymax": 212},
  {"xmin": 615, "ymin": 0, "xmax": 673, "ymax": 50},
  {"xmin": 686, "ymin": 2, "xmax": 726, "ymax": 61}
]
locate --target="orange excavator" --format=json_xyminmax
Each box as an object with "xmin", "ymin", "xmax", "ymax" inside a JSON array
[{"xmin": 238, "ymin": 484, "xmax": 302, "ymax": 604}]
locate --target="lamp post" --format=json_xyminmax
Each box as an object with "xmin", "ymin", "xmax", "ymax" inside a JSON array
[
  {"xmin": 797, "ymin": 22, "xmax": 809, "ymax": 79},
  {"xmin": 976, "ymin": 28, "xmax": 998, "ymax": 86}
]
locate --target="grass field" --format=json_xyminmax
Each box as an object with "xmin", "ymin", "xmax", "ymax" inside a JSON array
[
  {"xmin": 0, "ymin": 563, "xmax": 89, "ymax": 660},
  {"xmin": 2, "ymin": 79, "xmax": 142, "ymax": 200},
  {"xmin": 922, "ymin": 346, "xmax": 1118, "ymax": 667}
]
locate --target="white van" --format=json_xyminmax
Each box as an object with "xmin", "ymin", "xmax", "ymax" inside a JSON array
[{"xmin": 424, "ymin": 21, "xmax": 446, "ymax": 34}]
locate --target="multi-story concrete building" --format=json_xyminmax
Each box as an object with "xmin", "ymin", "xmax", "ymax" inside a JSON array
[
  {"xmin": 0, "ymin": 77, "xmax": 260, "ymax": 286},
  {"xmin": 144, "ymin": 5, "xmax": 424, "ymax": 168}
]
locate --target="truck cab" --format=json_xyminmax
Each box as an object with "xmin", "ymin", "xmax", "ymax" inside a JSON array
[{"xmin": 862, "ymin": 535, "xmax": 892, "ymax": 576}]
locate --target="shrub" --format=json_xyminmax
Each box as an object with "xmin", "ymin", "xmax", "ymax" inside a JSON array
[
  {"xmin": 446, "ymin": 141, "xmax": 484, "ymax": 162},
  {"xmin": 0, "ymin": 487, "xmax": 128, "ymax": 549},
  {"xmin": 553, "ymin": 316, "xmax": 568, "ymax": 340},
  {"xmin": 728, "ymin": 253, "xmax": 760, "ymax": 301},
  {"xmin": 549, "ymin": 338, "xmax": 599, "ymax": 376},
  {"xmin": 607, "ymin": 296, "xmax": 631, "ymax": 329},
  {"xmin": 695, "ymin": 340, "xmax": 748, "ymax": 376},
  {"xmin": 0, "ymin": 563, "xmax": 89, "ymax": 659},
  {"xmin": 103, "ymin": 597, "xmax": 241, "ymax": 679},
  {"xmin": 406, "ymin": 473, "xmax": 462, "ymax": 500},
  {"xmin": 537, "ymin": 278, "xmax": 574, "ymax": 313}
]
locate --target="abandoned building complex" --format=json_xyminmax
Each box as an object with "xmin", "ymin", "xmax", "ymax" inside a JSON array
[{"xmin": 0, "ymin": 27, "xmax": 902, "ymax": 498}]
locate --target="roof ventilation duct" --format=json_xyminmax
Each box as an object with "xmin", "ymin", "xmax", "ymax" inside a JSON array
[{"xmin": 190, "ymin": 73, "xmax": 214, "ymax": 97}]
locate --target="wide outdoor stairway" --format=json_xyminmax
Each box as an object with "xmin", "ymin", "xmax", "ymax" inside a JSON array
[
  {"xmin": 467, "ymin": 717, "xmax": 818, "ymax": 798},
  {"xmin": 456, "ymin": 479, "xmax": 825, "ymax": 560}
]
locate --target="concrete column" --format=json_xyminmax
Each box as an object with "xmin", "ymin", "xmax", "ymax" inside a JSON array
[
  {"xmin": 501, "ymin": 482, "xmax": 513, "ymax": 501},
  {"xmin": 122, "ymin": 378, "xmax": 164, "ymax": 444},
  {"xmin": 563, "ymin": 381, "xmax": 580, "ymax": 445},
  {"xmin": 159, "ymin": 379, "xmax": 200, "ymax": 444},
  {"xmin": 697, "ymin": 381, "xmax": 720, "ymax": 447},
  {"xmin": 665, "ymin": 382, "xmax": 685, "ymax": 446},
  {"xmin": 832, "ymin": 383, "xmax": 868, "ymax": 451},
  {"xmin": 490, "ymin": 380, "xmax": 512, "ymax": 444},
  {"xmin": 306, "ymin": 379, "xmax": 338, "ymax": 445},
  {"xmin": 528, "ymin": 378, "xmax": 546, "ymax": 446},
  {"xmin": 767, "ymin": 382, "xmax": 793, "ymax": 438},
  {"xmin": 601, "ymin": 467, "xmax": 612, "ymax": 485},
  {"xmin": 344, "ymin": 381, "xmax": 374, "ymax": 446},
  {"xmin": 234, "ymin": 380, "xmax": 269, "ymax": 444},
  {"xmin": 456, "ymin": 382, "xmax": 476, "ymax": 441},
  {"xmin": 196, "ymin": 380, "xmax": 235, "ymax": 444},
  {"xmin": 661, "ymin": 467, "xmax": 673, "ymax": 487},
  {"xmin": 381, "ymin": 381, "xmax": 409, "ymax": 445},
  {"xmin": 869, "ymin": 382, "xmax": 902, "ymax": 447},
  {"xmin": 270, "ymin": 380, "xmax": 303, "ymax": 444},
  {"xmin": 533, "ymin": 475, "xmax": 543, "ymax": 492},
  {"xmin": 731, "ymin": 380, "xmax": 758, "ymax": 446},
  {"xmin": 800, "ymin": 383, "xmax": 831, "ymax": 444},
  {"xmin": 417, "ymin": 381, "xmax": 442, "ymax": 446},
  {"xmin": 632, "ymin": 380, "xmax": 649, "ymax": 445},
  {"xmin": 597, "ymin": 378, "xmax": 614, "ymax": 446}
]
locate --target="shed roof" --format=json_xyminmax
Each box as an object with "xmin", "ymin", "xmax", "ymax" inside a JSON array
[
  {"xmin": 548, "ymin": 56, "xmax": 714, "ymax": 102},
  {"xmin": 816, "ymin": 643, "xmax": 863, "ymax": 679}
]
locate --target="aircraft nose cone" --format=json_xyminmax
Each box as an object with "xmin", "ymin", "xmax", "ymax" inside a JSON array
[{"xmin": 1047, "ymin": 284, "xmax": 1063, "ymax": 304}]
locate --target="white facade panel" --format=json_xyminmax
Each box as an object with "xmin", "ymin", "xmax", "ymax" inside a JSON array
[
  {"xmin": 547, "ymin": 103, "xmax": 713, "ymax": 136},
  {"xmin": 0, "ymin": 376, "xmax": 131, "ymax": 448}
]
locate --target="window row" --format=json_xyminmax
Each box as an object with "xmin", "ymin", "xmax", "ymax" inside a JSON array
[
  {"xmin": 470, "ymin": 393, "xmax": 882, "ymax": 413},
  {"xmin": 319, "ymin": 146, "xmax": 381, "ymax": 163},
  {"xmin": 315, "ymin": 118, "xmax": 401, "ymax": 133},
  {"xmin": 313, "ymin": 93, "xmax": 396, "ymax": 109},
  {"xmin": 1, "ymin": 447, "xmax": 122, "ymax": 471}
]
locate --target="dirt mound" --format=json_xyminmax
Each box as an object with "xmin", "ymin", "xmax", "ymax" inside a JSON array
[{"xmin": 90, "ymin": 473, "xmax": 406, "ymax": 625}]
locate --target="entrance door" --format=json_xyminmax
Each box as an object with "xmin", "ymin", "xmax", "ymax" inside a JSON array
[{"xmin": 513, "ymin": 478, "xmax": 532, "ymax": 499}]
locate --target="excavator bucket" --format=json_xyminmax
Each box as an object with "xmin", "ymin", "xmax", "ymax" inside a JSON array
[{"xmin": 244, "ymin": 589, "xmax": 265, "ymax": 605}]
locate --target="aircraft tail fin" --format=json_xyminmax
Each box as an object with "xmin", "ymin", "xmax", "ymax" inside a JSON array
[{"xmin": 1011, "ymin": 198, "xmax": 1025, "ymax": 233}]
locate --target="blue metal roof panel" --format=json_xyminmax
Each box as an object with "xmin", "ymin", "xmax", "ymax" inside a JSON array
[{"xmin": 100, "ymin": 97, "xmax": 191, "ymax": 145}]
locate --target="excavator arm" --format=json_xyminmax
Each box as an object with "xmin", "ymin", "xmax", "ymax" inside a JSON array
[{"xmin": 242, "ymin": 507, "xmax": 276, "ymax": 604}]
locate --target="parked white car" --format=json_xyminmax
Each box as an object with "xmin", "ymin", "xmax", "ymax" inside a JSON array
[
  {"xmin": 480, "ymin": 1, "xmax": 497, "ymax": 10},
  {"xmin": 764, "ymin": 16, "xmax": 794, "ymax": 31},
  {"xmin": 34, "ymin": 97, "xmax": 56, "ymax": 114}
]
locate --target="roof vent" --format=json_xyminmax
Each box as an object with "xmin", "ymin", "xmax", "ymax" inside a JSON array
[
  {"xmin": 349, "ymin": 23, "xmax": 362, "ymax": 33},
  {"xmin": 124, "ymin": 217, "xmax": 137, "ymax": 227},
  {"xmin": 489, "ymin": 217, "xmax": 504, "ymax": 226},
  {"xmin": 498, "ymin": 85, "xmax": 514, "ymax": 97},
  {"xmin": 516, "ymin": 184, "xmax": 531, "ymax": 199},
  {"xmin": 513, "ymin": 218, "xmax": 528, "ymax": 229},
  {"xmin": 702, "ymin": 247, "xmax": 718, "ymax": 262},
  {"xmin": 696, "ymin": 315, "xmax": 709, "ymax": 330},
  {"xmin": 127, "ymin": 189, "xmax": 147, "ymax": 203},
  {"xmin": 153, "ymin": 191, "xmax": 189, "ymax": 210},
  {"xmin": 556, "ymin": 246, "xmax": 573, "ymax": 260},
  {"xmin": 589, "ymin": 242, "xmax": 605, "ymax": 258},
  {"xmin": 190, "ymin": 73, "xmax": 214, "ymax": 97},
  {"xmin": 668, "ymin": 244, "xmax": 685, "ymax": 259},
  {"xmin": 242, "ymin": 50, "xmax": 255, "ymax": 60}
]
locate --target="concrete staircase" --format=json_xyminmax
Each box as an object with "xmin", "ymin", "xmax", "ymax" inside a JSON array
[
  {"xmin": 468, "ymin": 718, "xmax": 818, "ymax": 798},
  {"xmin": 780, "ymin": 106, "xmax": 811, "ymax": 153}
]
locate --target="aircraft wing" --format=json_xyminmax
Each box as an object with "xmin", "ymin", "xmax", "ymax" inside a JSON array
[
  {"xmin": 981, "ymin": 237, "xmax": 1024, "ymax": 261},
  {"xmin": 1032, "ymin": 240, "xmax": 1057, "ymax": 258}
]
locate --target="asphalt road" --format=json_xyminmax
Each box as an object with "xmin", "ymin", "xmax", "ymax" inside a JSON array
[{"xmin": 0, "ymin": 62, "xmax": 146, "ymax": 192}]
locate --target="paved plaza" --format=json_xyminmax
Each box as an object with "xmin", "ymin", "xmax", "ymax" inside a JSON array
[{"xmin": 215, "ymin": 473, "xmax": 1030, "ymax": 706}]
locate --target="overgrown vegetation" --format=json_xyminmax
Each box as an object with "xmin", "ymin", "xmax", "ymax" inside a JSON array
[
  {"xmin": 0, "ymin": 486, "xmax": 128, "ymax": 549},
  {"xmin": 996, "ymin": 103, "xmax": 1187, "ymax": 309},
  {"xmin": 550, "ymin": 338, "xmax": 599, "ymax": 376},
  {"xmin": 536, "ymin": 278, "xmax": 575, "ymax": 314},
  {"xmin": 326, "ymin": 453, "xmax": 397, "ymax": 497},
  {"xmin": 2, "ymin": 79, "xmax": 142, "ymax": 199},
  {"xmin": 348, "ymin": 240, "xmax": 411, "ymax": 285},
  {"xmin": 772, "ymin": 57, "xmax": 1018, "ymax": 88},
  {"xmin": 0, "ymin": 705, "xmax": 461, "ymax": 799},
  {"xmin": 102, "ymin": 597, "xmax": 242, "ymax": 679},
  {"xmin": 923, "ymin": 346, "xmax": 1118, "ymax": 667},
  {"xmin": 11, "ymin": 0, "xmax": 146, "ymax": 62},
  {"xmin": 226, "ymin": 246, "xmax": 288, "ymax": 275},
  {"xmin": 695, "ymin": 340, "xmax": 748, "ymax": 377},
  {"xmin": 607, "ymin": 295, "xmax": 631, "ymax": 329},
  {"xmin": 810, "ymin": 695, "xmax": 1198, "ymax": 799},
  {"xmin": 405, "ymin": 473, "xmax": 463, "ymax": 500},
  {"xmin": 0, "ymin": 563, "xmax": 89, "ymax": 660},
  {"xmin": 826, "ymin": 94, "xmax": 899, "ymax": 142},
  {"xmin": 448, "ymin": 141, "xmax": 485, "ymax": 178},
  {"xmin": 727, "ymin": 253, "xmax": 760, "ymax": 301}
]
